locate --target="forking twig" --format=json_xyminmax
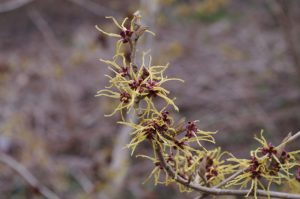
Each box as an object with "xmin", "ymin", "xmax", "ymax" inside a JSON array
[
  {"xmin": 213, "ymin": 168, "xmax": 246, "ymax": 189},
  {"xmin": 155, "ymin": 145, "xmax": 300, "ymax": 199},
  {"xmin": 278, "ymin": 131, "xmax": 300, "ymax": 149}
]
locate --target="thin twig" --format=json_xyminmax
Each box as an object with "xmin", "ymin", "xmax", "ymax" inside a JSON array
[
  {"xmin": 66, "ymin": 0, "xmax": 119, "ymax": 17},
  {"xmin": 265, "ymin": 0, "xmax": 300, "ymax": 75},
  {"xmin": 0, "ymin": 153, "xmax": 61, "ymax": 199},
  {"xmin": 284, "ymin": 131, "xmax": 300, "ymax": 145},
  {"xmin": 278, "ymin": 131, "xmax": 300, "ymax": 149},
  {"xmin": 213, "ymin": 168, "xmax": 246, "ymax": 189},
  {"xmin": 70, "ymin": 169, "xmax": 93, "ymax": 193},
  {"xmin": 27, "ymin": 7, "xmax": 61, "ymax": 55},
  {"xmin": 155, "ymin": 146, "xmax": 300, "ymax": 199},
  {"xmin": 129, "ymin": 40, "xmax": 137, "ymax": 65}
]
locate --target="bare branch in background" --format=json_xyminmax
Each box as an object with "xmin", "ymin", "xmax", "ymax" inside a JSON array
[
  {"xmin": 27, "ymin": 7, "xmax": 62, "ymax": 55},
  {"xmin": 70, "ymin": 169, "xmax": 93, "ymax": 193},
  {"xmin": 97, "ymin": 113, "xmax": 137, "ymax": 199},
  {"xmin": 265, "ymin": 0, "xmax": 300, "ymax": 75},
  {"xmin": 66, "ymin": 0, "xmax": 119, "ymax": 17},
  {"xmin": 0, "ymin": 153, "xmax": 61, "ymax": 199},
  {"xmin": 0, "ymin": 0, "xmax": 34, "ymax": 13}
]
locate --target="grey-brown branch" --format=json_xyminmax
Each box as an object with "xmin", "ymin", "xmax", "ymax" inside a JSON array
[
  {"xmin": 155, "ymin": 141, "xmax": 300, "ymax": 199},
  {"xmin": 0, "ymin": 153, "xmax": 61, "ymax": 199}
]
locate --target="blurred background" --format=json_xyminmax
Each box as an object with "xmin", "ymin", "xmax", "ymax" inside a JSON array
[{"xmin": 0, "ymin": 0, "xmax": 300, "ymax": 198}]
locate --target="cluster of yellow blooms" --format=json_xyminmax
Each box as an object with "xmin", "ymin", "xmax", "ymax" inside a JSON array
[
  {"xmin": 96, "ymin": 13, "xmax": 300, "ymax": 198},
  {"xmin": 228, "ymin": 132, "xmax": 300, "ymax": 196}
]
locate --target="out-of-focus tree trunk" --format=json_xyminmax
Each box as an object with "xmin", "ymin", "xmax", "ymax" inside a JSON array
[
  {"xmin": 265, "ymin": 0, "xmax": 300, "ymax": 76},
  {"xmin": 140, "ymin": 0, "xmax": 159, "ymax": 53},
  {"xmin": 97, "ymin": 2, "xmax": 159, "ymax": 199}
]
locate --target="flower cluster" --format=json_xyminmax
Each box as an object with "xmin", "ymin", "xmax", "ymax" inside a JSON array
[
  {"xmin": 96, "ymin": 13, "xmax": 300, "ymax": 199},
  {"xmin": 96, "ymin": 52, "xmax": 182, "ymax": 118},
  {"xmin": 95, "ymin": 14, "xmax": 155, "ymax": 53},
  {"xmin": 226, "ymin": 132, "xmax": 300, "ymax": 198}
]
